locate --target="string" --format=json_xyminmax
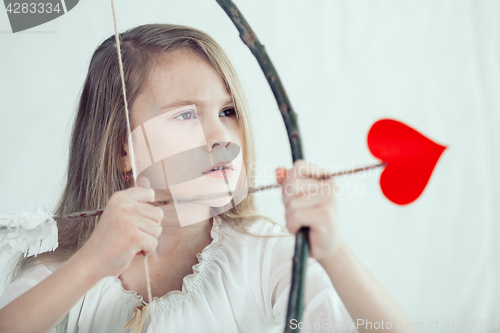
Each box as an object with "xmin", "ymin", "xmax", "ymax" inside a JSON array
[
  {"xmin": 111, "ymin": 1, "xmax": 155, "ymax": 331},
  {"xmin": 143, "ymin": 255, "xmax": 153, "ymax": 304},
  {"xmin": 111, "ymin": 0, "xmax": 137, "ymax": 183}
]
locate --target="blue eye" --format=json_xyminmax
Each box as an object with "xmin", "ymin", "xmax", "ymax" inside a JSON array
[
  {"xmin": 220, "ymin": 108, "xmax": 236, "ymax": 117},
  {"xmin": 175, "ymin": 110, "xmax": 198, "ymax": 120}
]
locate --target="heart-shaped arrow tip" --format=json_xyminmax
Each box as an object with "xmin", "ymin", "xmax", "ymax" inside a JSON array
[{"xmin": 367, "ymin": 119, "xmax": 447, "ymax": 205}]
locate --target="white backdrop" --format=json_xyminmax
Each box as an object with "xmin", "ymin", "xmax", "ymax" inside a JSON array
[{"xmin": 1, "ymin": 0, "xmax": 499, "ymax": 331}]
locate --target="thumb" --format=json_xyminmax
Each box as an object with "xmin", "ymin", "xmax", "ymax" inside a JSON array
[
  {"xmin": 275, "ymin": 167, "xmax": 288, "ymax": 185},
  {"xmin": 136, "ymin": 176, "xmax": 151, "ymax": 189}
]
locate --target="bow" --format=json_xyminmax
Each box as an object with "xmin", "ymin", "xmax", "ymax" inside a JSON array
[
  {"xmin": 215, "ymin": 0, "xmax": 445, "ymax": 329},
  {"xmin": 215, "ymin": 0, "xmax": 309, "ymax": 329}
]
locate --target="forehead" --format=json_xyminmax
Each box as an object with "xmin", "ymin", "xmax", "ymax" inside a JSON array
[{"xmin": 137, "ymin": 49, "xmax": 231, "ymax": 110}]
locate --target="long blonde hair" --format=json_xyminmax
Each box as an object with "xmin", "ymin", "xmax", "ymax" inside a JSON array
[{"xmin": 14, "ymin": 24, "xmax": 289, "ymax": 277}]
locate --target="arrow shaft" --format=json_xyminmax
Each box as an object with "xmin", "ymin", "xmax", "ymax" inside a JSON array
[{"xmin": 52, "ymin": 163, "xmax": 385, "ymax": 222}]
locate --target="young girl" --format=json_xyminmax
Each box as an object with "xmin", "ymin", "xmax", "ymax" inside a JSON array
[{"xmin": 0, "ymin": 24, "xmax": 415, "ymax": 333}]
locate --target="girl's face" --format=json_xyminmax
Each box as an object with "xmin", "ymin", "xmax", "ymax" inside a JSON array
[{"xmin": 126, "ymin": 48, "xmax": 245, "ymax": 225}]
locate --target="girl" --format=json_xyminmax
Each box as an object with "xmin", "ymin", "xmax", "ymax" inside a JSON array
[{"xmin": 0, "ymin": 24, "xmax": 415, "ymax": 333}]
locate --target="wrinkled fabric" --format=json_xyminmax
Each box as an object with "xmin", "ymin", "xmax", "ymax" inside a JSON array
[{"xmin": 0, "ymin": 217, "xmax": 357, "ymax": 333}]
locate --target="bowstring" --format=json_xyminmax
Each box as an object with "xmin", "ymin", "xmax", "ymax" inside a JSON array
[{"xmin": 111, "ymin": 1, "xmax": 155, "ymax": 329}]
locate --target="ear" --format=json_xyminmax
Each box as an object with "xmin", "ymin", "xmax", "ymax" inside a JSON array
[{"xmin": 121, "ymin": 139, "xmax": 132, "ymax": 173}]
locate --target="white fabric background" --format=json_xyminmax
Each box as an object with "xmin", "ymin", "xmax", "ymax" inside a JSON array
[{"xmin": 0, "ymin": 0, "xmax": 499, "ymax": 331}]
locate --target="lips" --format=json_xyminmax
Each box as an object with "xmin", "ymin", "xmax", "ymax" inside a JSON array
[{"xmin": 202, "ymin": 161, "xmax": 234, "ymax": 175}]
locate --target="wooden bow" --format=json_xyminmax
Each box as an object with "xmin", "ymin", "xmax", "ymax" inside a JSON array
[{"xmin": 215, "ymin": 0, "xmax": 309, "ymax": 330}]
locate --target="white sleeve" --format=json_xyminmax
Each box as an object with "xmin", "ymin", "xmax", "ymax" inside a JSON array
[
  {"xmin": 267, "ymin": 237, "xmax": 358, "ymax": 333},
  {"xmin": 298, "ymin": 261, "xmax": 358, "ymax": 333},
  {"xmin": 0, "ymin": 262, "xmax": 55, "ymax": 309},
  {"xmin": 0, "ymin": 262, "xmax": 65, "ymax": 333}
]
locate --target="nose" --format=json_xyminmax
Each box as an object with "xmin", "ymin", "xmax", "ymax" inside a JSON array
[
  {"xmin": 201, "ymin": 113, "xmax": 234, "ymax": 153},
  {"xmin": 209, "ymin": 141, "xmax": 231, "ymax": 152}
]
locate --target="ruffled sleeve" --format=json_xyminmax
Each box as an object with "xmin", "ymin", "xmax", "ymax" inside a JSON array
[{"xmin": 293, "ymin": 262, "xmax": 358, "ymax": 333}]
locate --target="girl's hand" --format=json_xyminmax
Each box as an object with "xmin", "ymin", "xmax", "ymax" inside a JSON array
[
  {"xmin": 78, "ymin": 177, "xmax": 163, "ymax": 278},
  {"xmin": 276, "ymin": 160, "xmax": 344, "ymax": 264}
]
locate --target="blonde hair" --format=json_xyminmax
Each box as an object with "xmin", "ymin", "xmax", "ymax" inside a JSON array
[{"xmin": 13, "ymin": 24, "xmax": 290, "ymax": 278}]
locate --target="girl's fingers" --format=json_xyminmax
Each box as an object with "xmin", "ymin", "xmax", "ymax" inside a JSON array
[
  {"xmin": 281, "ymin": 178, "xmax": 332, "ymax": 206},
  {"xmin": 292, "ymin": 160, "xmax": 330, "ymax": 179},
  {"xmin": 136, "ymin": 176, "xmax": 151, "ymax": 189},
  {"xmin": 278, "ymin": 161, "xmax": 341, "ymax": 260},
  {"xmin": 133, "ymin": 216, "xmax": 163, "ymax": 238},
  {"xmin": 126, "ymin": 186, "xmax": 155, "ymax": 203},
  {"xmin": 135, "ymin": 231, "xmax": 159, "ymax": 256},
  {"xmin": 285, "ymin": 205, "xmax": 333, "ymax": 235},
  {"xmin": 286, "ymin": 193, "xmax": 330, "ymax": 211},
  {"xmin": 135, "ymin": 202, "xmax": 164, "ymax": 223},
  {"xmin": 275, "ymin": 167, "xmax": 288, "ymax": 185}
]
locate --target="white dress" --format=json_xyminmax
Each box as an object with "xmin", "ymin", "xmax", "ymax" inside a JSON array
[{"xmin": 0, "ymin": 217, "xmax": 358, "ymax": 333}]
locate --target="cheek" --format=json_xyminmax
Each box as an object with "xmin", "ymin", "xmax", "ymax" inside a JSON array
[
  {"xmin": 233, "ymin": 148, "xmax": 247, "ymax": 190},
  {"xmin": 231, "ymin": 133, "xmax": 244, "ymax": 173},
  {"xmin": 223, "ymin": 117, "xmax": 242, "ymax": 142},
  {"xmin": 146, "ymin": 122, "xmax": 206, "ymax": 161},
  {"xmin": 233, "ymin": 129, "xmax": 244, "ymax": 157}
]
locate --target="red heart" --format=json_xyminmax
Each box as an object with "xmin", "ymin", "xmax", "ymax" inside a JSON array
[{"xmin": 367, "ymin": 119, "xmax": 446, "ymax": 205}]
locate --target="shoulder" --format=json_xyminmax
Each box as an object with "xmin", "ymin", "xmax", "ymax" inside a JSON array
[
  {"xmin": 214, "ymin": 217, "xmax": 297, "ymax": 281},
  {"xmin": 220, "ymin": 218, "xmax": 293, "ymax": 244},
  {"xmin": 212, "ymin": 218, "xmax": 332, "ymax": 289},
  {"xmin": 217, "ymin": 218, "xmax": 327, "ymax": 297},
  {"xmin": 218, "ymin": 218, "xmax": 296, "ymax": 265},
  {"xmin": 216, "ymin": 218, "xmax": 348, "ymax": 323}
]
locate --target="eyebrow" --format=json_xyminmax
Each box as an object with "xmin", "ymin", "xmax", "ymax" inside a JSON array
[{"xmin": 160, "ymin": 98, "xmax": 234, "ymax": 110}]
